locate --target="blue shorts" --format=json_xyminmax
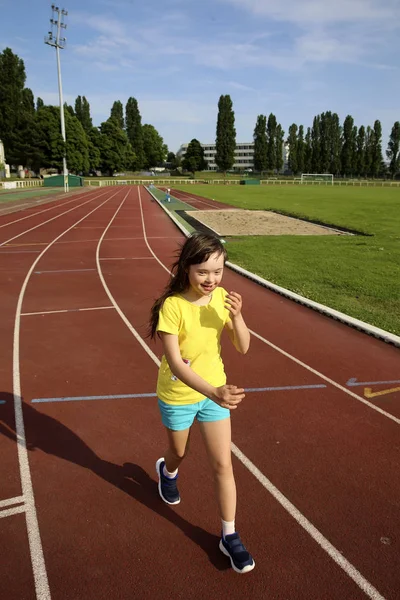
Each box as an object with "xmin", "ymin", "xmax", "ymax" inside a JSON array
[{"xmin": 158, "ymin": 397, "xmax": 230, "ymax": 431}]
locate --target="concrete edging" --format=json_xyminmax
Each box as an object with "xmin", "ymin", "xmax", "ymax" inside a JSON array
[{"xmin": 144, "ymin": 186, "xmax": 400, "ymax": 348}]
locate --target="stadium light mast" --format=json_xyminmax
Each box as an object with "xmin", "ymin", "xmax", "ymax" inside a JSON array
[{"xmin": 45, "ymin": 5, "xmax": 69, "ymax": 192}]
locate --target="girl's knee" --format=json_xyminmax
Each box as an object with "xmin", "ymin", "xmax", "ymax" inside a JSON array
[{"xmin": 212, "ymin": 457, "xmax": 233, "ymax": 477}]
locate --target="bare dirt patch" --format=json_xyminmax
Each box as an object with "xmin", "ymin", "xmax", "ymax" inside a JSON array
[{"xmin": 189, "ymin": 209, "xmax": 348, "ymax": 236}]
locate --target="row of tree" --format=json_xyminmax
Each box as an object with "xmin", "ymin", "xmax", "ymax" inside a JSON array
[
  {"xmin": 0, "ymin": 48, "xmax": 168, "ymax": 175},
  {"xmin": 283, "ymin": 114, "xmax": 400, "ymax": 178}
]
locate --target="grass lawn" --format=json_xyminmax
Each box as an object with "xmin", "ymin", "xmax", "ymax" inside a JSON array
[{"xmin": 174, "ymin": 184, "xmax": 400, "ymax": 336}]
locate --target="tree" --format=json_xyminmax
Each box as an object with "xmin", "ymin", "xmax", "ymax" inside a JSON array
[
  {"xmin": 311, "ymin": 115, "xmax": 321, "ymax": 172},
  {"xmin": 99, "ymin": 117, "xmax": 135, "ymax": 175},
  {"xmin": 356, "ymin": 126, "xmax": 366, "ymax": 177},
  {"xmin": 182, "ymin": 139, "xmax": 207, "ymax": 174},
  {"xmin": 110, "ymin": 100, "xmax": 124, "ymax": 129},
  {"xmin": 341, "ymin": 115, "xmax": 356, "ymax": 177},
  {"xmin": 142, "ymin": 124, "xmax": 166, "ymax": 169},
  {"xmin": 167, "ymin": 151, "xmax": 176, "ymax": 163},
  {"xmin": 215, "ymin": 94, "xmax": 236, "ymax": 174},
  {"xmin": 36, "ymin": 97, "xmax": 44, "ymax": 111},
  {"xmin": 125, "ymin": 97, "xmax": 145, "ymax": 170},
  {"xmin": 253, "ymin": 115, "xmax": 268, "ymax": 174},
  {"xmin": 371, "ymin": 120, "xmax": 383, "ymax": 178},
  {"xmin": 266, "ymin": 113, "xmax": 277, "ymax": 171},
  {"xmin": 330, "ymin": 113, "xmax": 342, "ymax": 175},
  {"xmin": 275, "ymin": 124, "xmax": 284, "ymax": 173},
  {"xmin": 287, "ymin": 123, "xmax": 298, "ymax": 174},
  {"xmin": 297, "ymin": 125, "xmax": 305, "ymax": 174},
  {"xmin": 75, "ymin": 95, "xmax": 92, "ymax": 133},
  {"xmin": 304, "ymin": 127, "xmax": 312, "ymax": 173},
  {"xmin": 365, "ymin": 126, "xmax": 374, "ymax": 177},
  {"xmin": 0, "ymin": 47, "xmax": 27, "ymax": 165},
  {"xmin": 387, "ymin": 121, "xmax": 400, "ymax": 179}
]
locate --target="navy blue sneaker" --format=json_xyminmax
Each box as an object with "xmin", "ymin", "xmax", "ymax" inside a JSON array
[
  {"xmin": 219, "ymin": 532, "xmax": 255, "ymax": 573},
  {"xmin": 155, "ymin": 458, "xmax": 180, "ymax": 505}
]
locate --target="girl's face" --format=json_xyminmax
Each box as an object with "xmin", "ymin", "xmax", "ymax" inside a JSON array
[{"xmin": 187, "ymin": 251, "xmax": 225, "ymax": 297}]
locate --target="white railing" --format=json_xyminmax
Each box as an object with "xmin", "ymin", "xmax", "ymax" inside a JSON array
[
  {"xmin": 0, "ymin": 179, "xmax": 44, "ymax": 189},
  {"xmin": 260, "ymin": 179, "xmax": 400, "ymax": 187}
]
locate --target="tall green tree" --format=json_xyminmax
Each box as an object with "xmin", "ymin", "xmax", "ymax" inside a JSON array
[
  {"xmin": 365, "ymin": 126, "xmax": 374, "ymax": 177},
  {"xmin": 215, "ymin": 94, "xmax": 236, "ymax": 174},
  {"xmin": 311, "ymin": 115, "xmax": 321, "ymax": 172},
  {"xmin": 75, "ymin": 95, "xmax": 92, "ymax": 133},
  {"xmin": 275, "ymin": 124, "xmax": 284, "ymax": 172},
  {"xmin": 371, "ymin": 120, "xmax": 383, "ymax": 178},
  {"xmin": 99, "ymin": 117, "xmax": 135, "ymax": 175},
  {"xmin": 125, "ymin": 97, "xmax": 145, "ymax": 169},
  {"xmin": 142, "ymin": 124, "xmax": 166, "ymax": 169},
  {"xmin": 287, "ymin": 123, "xmax": 298, "ymax": 174},
  {"xmin": 110, "ymin": 100, "xmax": 124, "ymax": 129},
  {"xmin": 65, "ymin": 111, "xmax": 90, "ymax": 174},
  {"xmin": 182, "ymin": 139, "xmax": 207, "ymax": 174},
  {"xmin": 266, "ymin": 113, "xmax": 277, "ymax": 171},
  {"xmin": 330, "ymin": 113, "xmax": 342, "ymax": 175},
  {"xmin": 341, "ymin": 115, "xmax": 356, "ymax": 176},
  {"xmin": 0, "ymin": 47, "xmax": 27, "ymax": 164},
  {"xmin": 304, "ymin": 127, "xmax": 312, "ymax": 172},
  {"xmin": 386, "ymin": 121, "xmax": 400, "ymax": 179},
  {"xmin": 253, "ymin": 115, "xmax": 268, "ymax": 174},
  {"xmin": 297, "ymin": 125, "xmax": 305, "ymax": 174},
  {"xmin": 36, "ymin": 97, "xmax": 44, "ymax": 111},
  {"xmin": 319, "ymin": 112, "xmax": 331, "ymax": 173},
  {"xmin": 356, "ymin": 125, "xmax": 366, "ymax": 177}
]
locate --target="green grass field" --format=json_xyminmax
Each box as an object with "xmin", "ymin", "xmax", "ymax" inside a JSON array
[{"xmin": 174, "ymin": 184, "xmax": 400, "ymax": 336}]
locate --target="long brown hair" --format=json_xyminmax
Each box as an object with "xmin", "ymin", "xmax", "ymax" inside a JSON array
[{"xmin": 149, "ymin": 232, "xmax": 228, "ymax": 339}]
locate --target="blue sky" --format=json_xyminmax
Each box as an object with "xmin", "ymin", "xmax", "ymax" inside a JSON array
[{"xmin": 1, "ymin": 0, "xmax": 399, "ymax": 152}]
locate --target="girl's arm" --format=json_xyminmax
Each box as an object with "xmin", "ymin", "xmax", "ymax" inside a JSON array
[
  {"xmin": 224, "ymin": 292, "xmax": 250, "ymax": 354},
  {"xmin": 160, "ymin": 332, "xmax": 245, "ymax": 409}
]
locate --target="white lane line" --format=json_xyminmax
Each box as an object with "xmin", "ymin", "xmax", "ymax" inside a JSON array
[
  {"xmin": 21, "ymin": 306, "xmax": 114, "ymax": 317},
  {"xmin": 100, "ymin": 257, "xmax": 154, "ymax": 261},
  {"xmin": 249, "ymin": 329, "xmax": 400, "ymax": 426},
  {"xmin": 137, "ymin": 186, "xmax": 387, "ymax": 600},
  {"xmin": 0, "ymin": 250, "xmax": 42, "ymax": 254},
  {"xmin": 173, "ymin": 189, "xmax": 217, "ymax": 210},
  {"xmin": 96, "ymin": 190, "xmax": 161, "ymax": 366},
  {"xmin": 1, "ymin": 189, "xmax": 111, "ymax": 247},
  {"xmin": 0, "ymin": 505, "xmax": 26, "ymax": 519},
  {"xmin": 232, "ymin": 444, "xmax": 385, "ymax": 600},
  {"xmin": 0, "ymin": 190, "xmax": 99, "ymax": 230},
  {"xmin": 0, "ymin": 495, "xmax": 25, "ymax": 508},
  {"xmin": 13, "ymin": 188, "xmax": 122, "ymax": 600},
  {"xmin": 34, "ymin": 269, "xmax": 97, "ymax": 274},
  {"xmin": 138, "ymin": 188, "xmax": 170, "ymax": 275}
]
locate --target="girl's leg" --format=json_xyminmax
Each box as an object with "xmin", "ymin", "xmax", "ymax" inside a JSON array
[
  {"xmin": 164, "ymin": 426, "xmax": 192, "ymax": 473},
  {"xmin": 198, "ymin": 418, "xmax": 236, "ymax": 522}
]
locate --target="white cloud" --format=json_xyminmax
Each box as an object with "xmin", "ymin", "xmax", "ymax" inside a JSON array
[{"xmin": 218, "ymin": 0, "xmax": 399, "ymax": 24}]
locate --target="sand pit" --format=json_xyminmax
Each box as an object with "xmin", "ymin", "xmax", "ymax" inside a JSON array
[{"xmin": 188, "ymin": 209, "xmax": 348, "ymax": 236}]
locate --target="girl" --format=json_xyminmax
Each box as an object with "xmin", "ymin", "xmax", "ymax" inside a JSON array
[{"xmin": 149, "ymin": 232, "xmax": 255, "ymax": 574}]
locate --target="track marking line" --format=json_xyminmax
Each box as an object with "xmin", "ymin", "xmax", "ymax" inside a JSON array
[
  {"xmin": 0, "ymin": 505, "xmax": 26, "ymax": 519},
  {"xmin": 0, "ymin": 250, "xmax": 41, "ymax": 254},
  {"xmin": 99, "ymin": 257, "xmax": 154, "ymax": 261},
  {"xmin": 0, "ymin": 496, "xmax": 25, "ymax": 508},
  {"xmin": 95, "ymin": 187, "xmax": 387, "ymax": 600},
  {"xmin": 34, "ymin": 269, "xmax": 97, "ymax": 274},
  {"xmin": 12, "ymin": 187, "xmax": 122, "ymax": 600},
  {"xmin": 249, "ymin": 329, "xmax": 400, "ymax": 426},
  {"xmin": 21, "ymin": 306, "xmax": 114, "ymax": 317},
  {"xmin": 231, "ymin": 444, "xmax": 386, "ymax": 600},
  {"xmin": 347, "ymin": 377, "xmax": 400, "ymax": 387},
  {"xmin": 1, "ymin": 189, "xmax": 111, "ymax": 247},
  {"xmin": 364, "ymin": 386, "xmax": 400, "ymax": 399},
  {"xmin": 30, "ymin": 384, "xmax": 326, "ymax": 404},
  {"xmin": 0, "ymin": 190, "xmax": 99, "ymax": 230}
]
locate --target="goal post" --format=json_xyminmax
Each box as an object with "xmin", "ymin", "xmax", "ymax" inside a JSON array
[{"xmin": 301, "ymin": 173, "xmax": 334, "ymax": 185}]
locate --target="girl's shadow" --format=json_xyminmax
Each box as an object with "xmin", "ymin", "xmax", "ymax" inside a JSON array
[{"xmin": 0, "ymin": 392, "xmax": 228, "ymax": 571}]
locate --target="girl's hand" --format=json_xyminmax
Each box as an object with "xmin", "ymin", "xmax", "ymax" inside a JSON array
[
  {"xmin": 225, "ymin": 292, "xmax": 243, "ymax": 318},
  {"xmin": 212, "ymin": 385, "xmax": 245, "ymax": 410}
]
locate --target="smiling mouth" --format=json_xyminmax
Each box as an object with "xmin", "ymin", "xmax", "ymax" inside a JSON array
[{"xmin": 201, "ymin": 284, "xmax": 214, "ymax": 291}]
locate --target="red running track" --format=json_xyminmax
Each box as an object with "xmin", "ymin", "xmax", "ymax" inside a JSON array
[{"xmin": 0, "ymin": 185, "xmax": 399, "ymax": 600}]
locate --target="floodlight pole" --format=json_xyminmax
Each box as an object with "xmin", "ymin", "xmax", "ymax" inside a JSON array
[{"xmin": 45, "ymin": 5, "xmax": 69, "ymax": 192}]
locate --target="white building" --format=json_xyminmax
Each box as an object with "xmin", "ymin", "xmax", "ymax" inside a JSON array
[{"xmin": 177, "ymin": 142, "xmax": 289, "ymax": 173}]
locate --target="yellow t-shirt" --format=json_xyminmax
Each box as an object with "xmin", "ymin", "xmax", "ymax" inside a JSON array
[{"xmin": 156, "ymin": 286, "xmax": 231, "ymax": 405}]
